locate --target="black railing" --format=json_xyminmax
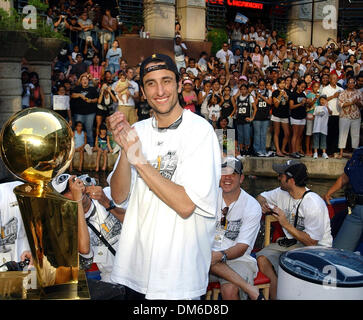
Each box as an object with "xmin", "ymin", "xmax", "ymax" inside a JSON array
[
  {"xmin": 206, "ymin": 2, "xmax": 226, "ymax": 29},
  {"xmin": 115, "ymin": 0, "xmax": 143, "ymax": 27}
]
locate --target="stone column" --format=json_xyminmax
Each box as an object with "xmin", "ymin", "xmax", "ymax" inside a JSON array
[
  {"xmin": 287, "ymin": 0, "xmax": 338, "ymax": 47},
  {"xmin": 176, "ymin": 0, "xmax": 206, "ymax": 41},
  {"xmin": 144, "ymin": 0, "xmax": 176, "ymax": 39},
  {"xmin": 0, "ymin": 0, "xmax": 13, "ymax": 12},
  {"xmin": 25, "ymin": 38, "xmax": 66, "ymax": 109},
  {"xmin": 0, "ymin": 31, "xmax": 30, "ymax": 180},
  {"xmin": 27, "ymin": 61, "xmax": 52, "ymax": 108}
]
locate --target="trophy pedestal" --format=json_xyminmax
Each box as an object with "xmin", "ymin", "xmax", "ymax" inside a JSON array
[
  {"xmin": 0, "ymin": 271, "xmax": 29, "ymax": 300},
  {"xmin": 27, "ymin": 270, "xmax": 90, "ymax": 300}
]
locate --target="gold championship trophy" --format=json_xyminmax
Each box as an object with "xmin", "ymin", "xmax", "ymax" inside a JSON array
[{"xmin": 0, "ymin": 108, "xmax": 90, "ymax": 299}]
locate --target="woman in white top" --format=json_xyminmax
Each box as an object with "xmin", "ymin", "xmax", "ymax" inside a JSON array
[
  {"xmin": 267, "ymin": 30, "xmax": 278, "ymax": 47},
  {"xmin": 251, "ymin": 45, "xmax": 263, "ymax": 69},
  {"xmin": 231, "ymin": 23, "xmax": 242, "ymax": 52}
]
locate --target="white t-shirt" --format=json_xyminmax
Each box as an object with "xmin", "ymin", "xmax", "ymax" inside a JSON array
[
  {"xmin": 212, "ymin": 188, "xmax": 261, "ymax": 278},
  {"xmin": 249, "ymin": 32, "xmax": 258, "ymax": 41},
  {"xmin": 80, "ymin": 194, "xmax": 124, "ymax": 283},
  {"xmin": 321, "ymin": 85, "xmax": 344, "ymax": 116},
  {"xmin": 313, "ymin": 105, "xmax": 330, "ymax": 135},
  {"xmin": 208, "ymin": 104, "xmax": 221, "ymax": 121},
  {"xmin": 262, "ymin": 54, "xmax": 270, "ymax": 70},
  {"xmin": 53, "ymin": 95, "xmax": 70, "ymax": 110},
  {"xmin": 260, "ymin": 187, "xmax": 332, "ymax": 247},
  {"xmin": 0, "ymin": 181, "xmax": 30, "ymax": 264},
  {"xmin": 21, "ymin": 83, "xmax": 34, "ymax": 107},
  {"xmin": 186, "ymin": 67, "xmax": 199, "ymax": 78},
  {"xmin": 216, "ymin": 49, "xmax": 235, "ymax": 65},
  {"xmin": 109, "ymin": 110, "xmax": 221, "ymax": 299}
]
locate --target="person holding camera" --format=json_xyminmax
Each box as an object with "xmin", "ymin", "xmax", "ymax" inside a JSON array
[
  {"xmin": 83, "ymin": 36, "xmax": 99, "ymax": 67},
  {"xmin": 51, "ymin": 173, "xmax": 128, "ymax": 299},
  {"xmin": 256, "ymin": 160, "xmax": 332, "ymax": 299}
]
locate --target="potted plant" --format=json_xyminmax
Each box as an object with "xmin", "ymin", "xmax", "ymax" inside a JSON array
[
  {"xmin": 207, "ymin": 28, "xmax": 228, "ymax": 56},
  {"xmin": 0, "ymin": 1, "xmax": 68, "ymax": 61}
]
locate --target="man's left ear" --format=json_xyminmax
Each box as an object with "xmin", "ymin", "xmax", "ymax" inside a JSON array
[
  {"xmin": 140, "ymin": 86, "xmax": 146, "ymax": 100},
  {"xmin": 240, "ymin": 174, "xmax": 245, "ymax": 185},
  {"xmin": 177, "ymin": 78, "xmax": 182, "ymax": 93}
]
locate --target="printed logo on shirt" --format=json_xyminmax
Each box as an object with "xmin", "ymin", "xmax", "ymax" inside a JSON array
[
  {"xmin": 151, "ymin": 151, "xmax": 178, "ymax": 181},
  {"xmin": 286, "ymin": 209, "xmax": 305, "ymax": 231},
  {"xmin": 0, "ymin": 217, "xmax": 18, "ymax": 245},
  {"xmin": 216, "ymin": 219, "xmax": 242, "ymax": 241},
  {"xmin": 89, "ymin": 214, "xmax": 121, "ymax": 247}
]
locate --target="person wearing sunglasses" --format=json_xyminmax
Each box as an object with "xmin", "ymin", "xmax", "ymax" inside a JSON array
[{"xmin": 209, "ymin": 156, "xmax": 264, "ymax": 300}]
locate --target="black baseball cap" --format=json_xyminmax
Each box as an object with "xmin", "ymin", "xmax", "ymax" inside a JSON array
[
  {"xmin": 139, "ymin": 53, "xmax": 180, "ymax": 87},
  {"xmin": 221, "ymin": 156, "xmax": 243, "ymax": 175},
  {"xmin": 273, "ymin": 160, "xmax": 308, "ymax": 185}
]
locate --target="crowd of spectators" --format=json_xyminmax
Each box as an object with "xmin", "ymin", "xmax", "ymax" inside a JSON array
[
  {"xmin": 20, "ymin": 0, "xmax": 363, "ymax": 173},
  {"xmin": 176, "ymin": 23, "xmax": 363, "ymax": 159}
]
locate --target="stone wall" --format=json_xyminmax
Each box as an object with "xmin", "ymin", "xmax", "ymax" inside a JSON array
[
  {"xmin": 70, "ymin": 152, "xmax": 347, "ymax": 179},
  {"xmin": 241, "ymin": 156, "xmax": 347, "ymax": 179}
]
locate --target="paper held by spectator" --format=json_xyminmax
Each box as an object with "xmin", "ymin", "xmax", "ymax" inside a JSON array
[
  {"xmin": 53, "ymin": 95, "xmax": 70, "ymax": 110},
  {"xmin": 235, "ymin": 13, "xmax": 248, "ymax": 24}
]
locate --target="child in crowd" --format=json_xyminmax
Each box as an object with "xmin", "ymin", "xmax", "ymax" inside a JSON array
[
  {"xmin": 186, "ymin": 58, "xmax": 199, "ymax": 79},
  {"xmin": 53, "ymin": 85, "xmax": 72, "ymax": 126},
  {"xmin": 181, "ymin": 79, "xmax": 198, "ymax": 113},
  {"xmin": 207, "ymin": 93, "xmax": 221, "ymax": 128},
  {"xmin": 233, "ymin": 84, "xmax": 256, "ymax": 156},
  {"xmin": 216, "ymin": 117, "xmax": 236, "ymax": 157},
  {"xmin": 114, "ymin": 72, "xmax": 130, "ymax": 105},
  {"xmin": 95, "ymin": 124, "xmax": 113, "ymax": 172},
  {"xmin": 305, "ymin": 81, "xmax": 320, "ymax": 156},
  {"xmin": 71, "ymin": 45, "xmax": 80, "ymax": 64},
  {"xmin": 71, "ymin": 121, "xmax": 87, "ymax": 172},
  {"xmin": 312, "ymin": 95, "xmax": 332, "ymax": 159}
]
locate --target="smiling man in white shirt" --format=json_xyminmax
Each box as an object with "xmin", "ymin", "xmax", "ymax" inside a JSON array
[{"xmin": 107, "ymin": 54, "xmax": 221, "ymax": 300}]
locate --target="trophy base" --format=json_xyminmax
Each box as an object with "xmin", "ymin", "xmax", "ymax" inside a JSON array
[
  {"xmin": 27, "ymin": 270, "xmax": 90, "ymax": 300},
  {"xmin": 0, "ymin": 271, "xmax": 29, "ymax": 300}
]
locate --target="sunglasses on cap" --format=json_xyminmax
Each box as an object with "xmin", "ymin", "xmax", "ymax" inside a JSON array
[{"xmin": 221, "ymin": 207, "xmax": 229, "ymax": 227}]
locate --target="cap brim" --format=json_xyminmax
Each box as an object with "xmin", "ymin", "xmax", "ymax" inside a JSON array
[
  {"xmin": 221, "ymin": 166, "xmax": 235, "ymax": 175},
  {"xmin": 272, "ymin": 163, "xmax": 287, "ymax": 174},
  {"xmin": 51, "ymin": 174, "xmax": 71, "ymax": 194}
]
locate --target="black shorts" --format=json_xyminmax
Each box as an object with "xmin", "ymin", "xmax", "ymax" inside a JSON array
[{"xmin": 96, "ymin": 108, "xmax": 109, "ymax": 118}]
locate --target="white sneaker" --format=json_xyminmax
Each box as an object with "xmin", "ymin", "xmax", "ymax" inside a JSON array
[
  {"xmin": 322, "ymin": 152, "xmax": 329, "ymax": 159},
  {"xmin": 112, "ymin": 144, "xmax": 121, "ymax": 154},
  {"xmin": 84, "ymin": 144, "xmax": 93, "ymax": 156},
  {"xmin": 313, "ymin": 152, "xmax": 318, "ymax": 159}
]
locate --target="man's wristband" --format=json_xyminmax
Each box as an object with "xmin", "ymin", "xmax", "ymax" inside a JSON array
[
  {"xmin": 220, "ymin": 251, "xmax": 228, "ymax": 263},
  {"xmin": 106, "ymin": 200, "xmax": 116, "ymax": 211}
]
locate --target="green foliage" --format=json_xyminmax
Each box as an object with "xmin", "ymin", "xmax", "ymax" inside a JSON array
[
  {"xmin": 0, "ymin": 8, "xmax": 23, "ymax": 30},
  {"xmin": 0, "ymin": 6, "xmax": 68, "ymax": 43},
  {"xmin": 28, "ymin": 0, "xmax": 49, "ymax": 12},
  {"xmin": 207, "ymin": 28, "xmax": 228, "ymax": 56},
  {"xmin": 277, "ymin": 30, "xmax": 287, "ymax": 40}
]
